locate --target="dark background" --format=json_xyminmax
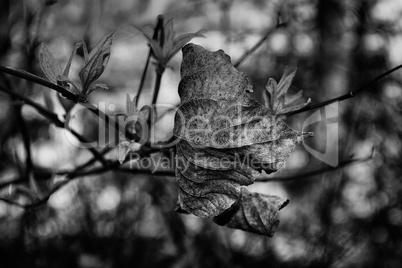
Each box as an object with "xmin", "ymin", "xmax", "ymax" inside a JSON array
[{"xmin": 0, "ymin": 0, "xmax": 401, "ymax": 267}]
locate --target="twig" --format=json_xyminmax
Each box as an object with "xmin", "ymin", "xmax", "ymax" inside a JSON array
[
  {"xmin": 3, "ymin": 76, "xmax": 35, "ymax": 180},
  {"xmin": 136, "ymin": 52, "xmax": 151, "ymax": 106},
  {"xmin": 256, "ymin": 149, "xmax": 374, "ymax": 182},
  {"xmin": 0, "ymin": 86, "xmax": 108, "ymax": 166},
  {"xmin": 0, "ymin": 66, "xmax": 121, "ymax": 135},
  {"xmin": 284, "ymin": 63, "xmax": 402, "ymax": 116},
  {"xmin": 234, "ymin": 22, "xmax": 286, "ymax": 68},
  {"xmin": 0, "ymin": 161, "xmax": 175, "ymax": 209},
  {"xmin": 151, "ymin": 67, "xmax": 164, "ymax": 106},
  {"xmin": 15, "ymin": 108, "xmax": 33, "ymax": 180},
  {"xmin": 0, "ymin": 197, "xmax": 26, "ymax": 208},
  {"xmin": 135, "ymin": 16, "xmax": 164, "ymax": 106},
  {"xmin": 150, "ymin": 16, "xmax": 166, "ymax": 107},
  {"xmin": 0, "ymin": 66, "xmax": 79, "ymax": 101}
]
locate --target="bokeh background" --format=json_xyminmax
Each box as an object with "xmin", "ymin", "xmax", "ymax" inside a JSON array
[{"xmin": 1, "ymin": 0, "xmax": 402, "ymax": 267}]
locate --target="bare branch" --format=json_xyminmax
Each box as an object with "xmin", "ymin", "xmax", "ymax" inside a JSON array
[
  {"xmin": 283, "ymin": 64, "xmax": 402, "ymax": 116},
  {"xmin": 0, "ymin": 86, "xmax": 108, "ymax": 166},
  {"xmin": 0, "ymin": 65, "xmax": 79, "ymax": 101},
  {"xmin": 0, "ymin": 65, "xmax": 121, "ymax": 137},
  {"xmin": 234, "ymin": 22, "xmax": 286, "ymax": 68},
  {"xmin": 256, "ymin": 149, "xmax": 374, "ymax": 182}
]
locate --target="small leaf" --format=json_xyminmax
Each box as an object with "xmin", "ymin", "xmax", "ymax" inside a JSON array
[
  {"xmin": 162, "ymin": 19, "xmax": 174, "ymax": 58},
  {"xmin": 81, "ymin": 38, "xmax": 89, "ymax": 64},
  {"xmin": 169, "ymin": 30, "xmax": 206, "ymax": 61},
  {"xmin": 15, "ymin": 185, "xmax": 38, "ymax": 200},
  {"xmin": 126, "ymin": 93, "xmax": 138, "ymax": 116},
  {"xmin": 276, "ymin": 67, "xmax": 297, "ymax": 101},
  {"xmin": 136, "ymin": 16, "xmax": 205, "ymax": 66},
  {"xmin": 284, "ymin": 89, "xmax": 303, "ymax": 106},
  {"xmin": 279, "ymin": 98, "xmax": 311, "ymax": 115},
  {"xmin": 118, "ymin": 141, "xmax": 131, "ymax": 164},
  {"xmin": 265, "ymin": 67, "xmax": 310, "ymax": 115},
  {"xmin": 29, "ymin": 174, "xmax": 43, "ymax": 199},
  {"xmin": 39, "ymin": 43, "xmax": 62, "ymax": 84},
  {"xmin": 58, "ymin": 93, "xmax": 75, "ymax": 113},
  {"xmin": 86, "ymin": 83, "xmax": 109, "ymax": 95},
  {"xmin": 265, "ymin": 78, "xmax": 277, "ymax": 111},
  {"xmin": 43, "ymin": 91, "xmax": 55, "ymax": 113},
  {"xmin": 63, "ymin": 43, "xmax": 81, "ymax": 77},
  {"xmin": 79, "ymin": 31, "xmax": 115, "ymax": 94}
]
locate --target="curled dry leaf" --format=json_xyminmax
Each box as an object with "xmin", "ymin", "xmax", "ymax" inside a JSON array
[
  {"xmin": 214, "ymin": 188, "xmax": 289, "ymax": 237},
  {"xmin": 173, "ymin": 43, "xmax": 312, "ymax": 236}
]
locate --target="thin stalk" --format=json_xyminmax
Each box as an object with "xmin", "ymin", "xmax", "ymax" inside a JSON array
[
  {"xmin": 151, "ymin": 67, "xmax": 164, "ymax": 105},
  {"xmin": 234, "ymin": 22, "xmax": 286, "ymax": 68},
  {"xmin": 15, "ymin": 108, "xmax": 33, "ymax": 180},
  {"xmin": 148, "ymin": 66, "xmax": 164, "ymax": 131},
  {"xmin": 136, "ymin": 15, "xmax": 164, "ymax": 106},
  {"xmin": 3, "ymin": 76, "xmax": 35, "ymax": 181},
  {"xmin": 136, "ymin": 52, "xmax": 151, "ymax": 106}
]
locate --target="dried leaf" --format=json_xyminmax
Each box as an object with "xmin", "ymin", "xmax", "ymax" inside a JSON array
[
  {"xmin": 174, "ymin": 44, "xmax": 312, "ymax": 235},
  {"xmin": 213, "ymin": 188, "xmax": 289, "ymax": 237}
]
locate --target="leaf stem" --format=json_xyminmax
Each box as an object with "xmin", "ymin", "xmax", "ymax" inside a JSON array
[
  {"xmin": 136, "ymin": 15, "xmax": 164, "ymax": 106},
  {"xmin": 136, "ymin": 51, "xmax": 151, "ymax": 106},
  {"xmin": 151, "ymin": 66, "xmax": 164, "ymax": 105}
]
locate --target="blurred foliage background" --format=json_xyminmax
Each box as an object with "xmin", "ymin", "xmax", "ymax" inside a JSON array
[{"xmin": 1, "ymin": 0, "xmax": 402, "ymax": 267}]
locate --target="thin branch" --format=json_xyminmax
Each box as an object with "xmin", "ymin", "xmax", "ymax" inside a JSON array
[
  {"xmin": 0, "ymin": 163, "xmax": 175, "ymax": 209},
  {"xmin": 136, "ymin": 51, "xmax": 151, "ymax": 106},
  {"xmin": 256, "ymin": 149, "xmax": 374, "ymax": 182},
  {"xmin": 284, "ymin": 63, "xmax": 402, "ymax": 116},
  {"xmin": 0, "ymin": 66, "xmax": 121, "ymax": 135},
  {"xmin": 0, "ymin": 86, "xmax": 108, "ymax": 166},
  {"xmin": 0, "ymin": 178, "xmax": 23, "ymax": 190},
  {"xmin": 135, "ymin": 17, "xmax": 163, "ymax": 106},
  {"xmin": 0, "ymin": 197, "xmax": 26, "ymax": 208},
  {"xmin": 0, "ymin": 66, "xmax": 79, "ymax": 101},
  {"xmin": 151, "ymin": 67, "xmax": 164, "ymax": 106},
  {"xmin": 117, "ymin": 167, "xmax": 175, "ymax": 176},
  {"xmin": 4, "ymin": 77, "xmax": 35, "ymax": 180},
  {"xmin": 234, "ymin": 23, "xmax": 286, "ymax": 68},
  {"xmin": 15, "ymin": 108, "xmax": 34, "ymax": 180}
]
